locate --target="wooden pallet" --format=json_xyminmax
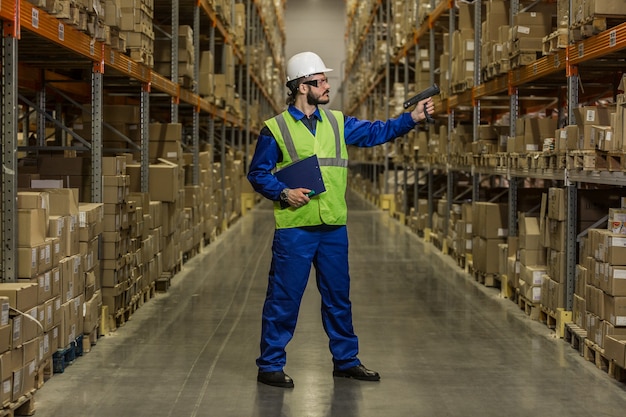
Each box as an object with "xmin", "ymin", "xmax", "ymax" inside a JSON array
[
  {"xmin": 572, "ymin": 16, "xmax": 626, "ymax": 38},
  {"xmin": 0, "ymin": 391, "xmax": 36, "ymax": 417},
  {"xmin": 564, "ymin": 322, "xmax": 587, "ymax": 356},
  {"xmin": 517, "ymin": 290, "xmax": 539, "ymax": 320},
  {"xmin": 542, "ymin": 28, "xmax": 568, "ymax": 56},
  {"xmin": 539, "ymin": 307, "xmax": 572, "ymax": 338},
  {"xmin": 584, "ymin": 339, "xmax": 610, "ymax": 373},
  {"xmin": 566, "ymin": 150, "xmax": 607, "ymax": 171},
  {"xmin": 510, "ymin": 51, "xmax": 539, "ymax": 69},
  {"xmin": 472, "ymin": 269, "xmax": 498, "ymax": 287},
  {"xmin": 598, "ymin": 151, "xmax": 626, "ymax": 172}
]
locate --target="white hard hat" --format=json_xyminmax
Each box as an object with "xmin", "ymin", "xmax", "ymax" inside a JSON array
[{"xmin": 286, "ymin": 52, "xmax": 333, "ymax": 82}]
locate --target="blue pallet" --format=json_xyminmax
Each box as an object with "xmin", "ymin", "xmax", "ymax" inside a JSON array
[
  {"xmin": 74, "ymin": 334, "xmax": 84, "ymax": 357},
  {"xmin": 52, "ymin": 335, "xmax": 86, "ymax": 373},
  {"xmin": 53, "ymin": 344, "xmax": 76, "ymax": 374}
]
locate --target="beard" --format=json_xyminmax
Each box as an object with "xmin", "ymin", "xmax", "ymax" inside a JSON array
[{"xmin": 307, "ymin": 89, "xmax": 330, "ymax": 106}]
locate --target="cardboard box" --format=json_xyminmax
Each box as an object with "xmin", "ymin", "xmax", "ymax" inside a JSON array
[
  {"xmin": 519, "ymin": 215, "xmax": 541, "ymax": 249},
  {"xmin": 0, "ymin": 351, "xmax": 11, "ymax": 406},
  {"xmin": 548, "ymin": 187, "xmax": 567, "ymax": 221},
  {"xmin": 521, "ymin": 265, "xmax": 547, "ymax": 286},
  {"xmin": 514, "ymin": 11, "xmax": 552, "ymax": 28},
  {"xmin": 605, "ymin": 335, "xmax": 626, "ymax": 368},
  {"xmin": 38, "ymin": 188, "xmax": 79, "ymax": 217},
  {"xmin": 83, "ymin": 290, "xmax": 102, "ymax": 334},
  {"xmin": 605, "ymin": 296, "xmax": 626, "ymax": 326},
  {"xmin": 17, "ymin": 191, "xmax": 50, "ymax": 217},
  {"xmin": 520, "ymin": 249, "xmax": 546, "ymax": 266},
  {"xmin": 474, "ymin": 202, "xmax": 508, "ymax": 239},
  {"xmin": 18, "ymin": 209, "xmax": 47, "ymax": 247},
  {"xmin": 102, "ymin": 156, "xmax": 127, "ymax": 176},
  {"xmin": 0, "ymin": 283, "xmax": 38, "ymax": 312},
  {"xmin": 17, "ymin": 247, "xmax": 38, "ymax": 279},
  {"xmin": 0, "ymin": 326, "xmax": 10, "ymax": 355},
  {"xmin": 149, "ymin": 123, "xmax": 182, "ymax": 142},
  {"xmin": 607, "ymin": 235, "xmax": 626, "ymax": 266},
  {"xmin": 149, "ymin": 140, "xmax": 182, "ymax": 161},
  {"xmin": 574, "ymin": 105, "xmax": 613, "ymax": 126},
  {"xmin": 607, "ymin": 266, "xmax": 626, "ymax": 296},
  {"xmin": 37, "ymin": 240, "xmax": 52, "ymax": 274},
  {"xmin": 472, "ymin": 237, "xmax": 506, "ymax": 273},
  {"xmin": 127, "ymin": 161, "xmax": 180, "ymax": 203}
]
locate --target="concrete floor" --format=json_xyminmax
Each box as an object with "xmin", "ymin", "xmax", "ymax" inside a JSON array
[{"xmin": 35, "ymin": 191, "xmax": 626, "ymax": 417}]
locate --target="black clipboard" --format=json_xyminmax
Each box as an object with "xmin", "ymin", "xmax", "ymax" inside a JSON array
[{"xmin": 275, "ymin": 155, "xmax": 326, "ymax": 195}]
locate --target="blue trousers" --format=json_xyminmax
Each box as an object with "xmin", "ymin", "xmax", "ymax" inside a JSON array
[{"xmin": 256, "ymin": 225, "xmax": 361, "ymax": 372}]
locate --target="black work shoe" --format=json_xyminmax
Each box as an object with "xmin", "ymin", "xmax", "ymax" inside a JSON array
[
  {"xmin": 257, "ymin": 370, "xmax": 295, "ymax": 388},
  {"xmin": 333, "ymin": 364, "xmax": 380, "ymax": 381}
]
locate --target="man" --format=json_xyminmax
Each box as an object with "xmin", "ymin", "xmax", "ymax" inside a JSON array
[{"xmin": 248, "ymin": 51, "xmax": 435, "ymax": 388}]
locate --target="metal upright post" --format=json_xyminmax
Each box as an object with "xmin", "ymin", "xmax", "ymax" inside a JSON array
[
  {"xmin": 2, "ymin": 25, "xmax": 18, "ymax": 282},
  {"xmin": 403, "ymin": 58, "xmax": 409, "ymax": 217},
  {"xmin": 383, "ymin": 2, "xmax": 391, "ymax": 195},
  {"xmin": 428, "ymin": 167, "xmax": 433, "ymax": 229},
  {"xmin": 244, "ymin": 0, "xmax": 253, "ymax": 172},
  {"xmin": 413, "ymin": 42, "xmax": 420, "ymax": 211},
  {"xmin": 565, "ymin": 0, "xmax": 580, "ymax": 311},
  {"xmin": 508, "ymin": 0, "xmax": 520, "ymax": 237},
  {"xmin": 91, "ymin": 65, "xmax": 103, "ymax": 203},
  {"xmin": 192, "ymin": 5, "xmax": 200, "ymax": 186},
  {"xmin": 221, "ymin": 123, "xmax": 227, "ymax": 224},
  {"xmin": 36, "ymin": 82, "xmax": 46, "ymax": 146},
  {"xmin": 472, "ymin": 0, "xmax": 482, "ymax": 204},
  {"xmin": 171, "ymin": 0, "xmax": 180, "ymax": 123},
  {"xmin": 140, "ymin": 84, "xmax": 150, "ymax": 194}
]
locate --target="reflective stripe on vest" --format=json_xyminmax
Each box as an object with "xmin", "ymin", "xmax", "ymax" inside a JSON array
[{"xmin": 275, "ymin": 109, "xmax": 348, "ymax": 168}]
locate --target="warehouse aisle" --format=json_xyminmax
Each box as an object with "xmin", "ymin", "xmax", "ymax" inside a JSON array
[{"xmin": 35, "ymin": 191, "xmax": 626, "ymax": 417}]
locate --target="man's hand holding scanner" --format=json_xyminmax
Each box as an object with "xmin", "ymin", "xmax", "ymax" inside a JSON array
[
  {"xmin": 280, "ymin": 187, "xmax": 315, "ymax": 208},
  {"xmin": 410, "ymin": 97, "xmax": 436, "ymax": 124}
]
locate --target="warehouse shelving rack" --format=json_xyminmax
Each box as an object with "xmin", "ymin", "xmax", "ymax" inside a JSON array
[
  {"xmin": 0, "ymin": 0, "xmax": 285, "ymax": 282},
  {"xmin": 343, "ymin": 0, "xmax": 626, "ymax": 312}
]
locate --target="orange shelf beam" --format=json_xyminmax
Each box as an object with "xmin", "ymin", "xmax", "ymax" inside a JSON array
[
  {"xmin": 510, "ymin": 50, "xmax": 566, "ymax": 86},
  {"xmin": 569, "ymin": 21, "xmax": 626, "ymax": 64}
]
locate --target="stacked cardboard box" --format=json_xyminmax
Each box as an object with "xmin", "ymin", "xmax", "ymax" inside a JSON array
[
  {"xmin": 472, "ymin": 202, "xmax": 508, "ymax": 275},
  {"xmin": 233, "ymin": 3, "xmax": 246, "ymax": 51},
  {"xmin": 473, "ymin": 124, "xmax": 508, "ymax": 155},
  {"xmin": 15, "ymin": 189, "xmax": 92, "ymax": 386},
  {"xmin": 391, "ymin": 0, "xmax": 417, "ymax": 51},
  {"xmin": 448, "ymin": 123, "xmax": 473, "ymax": 158},
  {"xmin": 148, "ymin": 122, "xmax": 183, "ymax": 164},
  {"xmin": 0, "ymin": 285, "xmax": 42, "ymax": 403},
  {"xmin": 100, "ymin": 155, "xmax": 130, "ymax": 321},
  {"xmin": 78, "ymin": 202, "xmax": 103, "ymax": 343},
  {"xmin": 509, "ymin": 11, "xmax": 552, "ymax": 64},
  {"xmin": 439, "ymin": 33, "xmax": 450, "ymax": 98},
  {"xmin": 480, "ymin": 0, "xmax": 510, "ymax": 77},
  {"xmin": 453, "ymin": 203, "xmax": 473, "ymax": 261},
  {"xmin": 154, "ymin": 25, "xmax": 195, "ymax": 83},
  {"xmin": 571, "ymin": 0, "xmax": 626, "ymax": 33},
  {"xmin": 581, "ymin": 228, "xmax": 626, "ymax": 348},
  {"xmin": 214, "ymin": 44, "xmax": 237, "ymax": 112},
  {"xmin": 15, "ymin": 191, "xmax": 63, "ymax": 397},
  {"xmin": 517, "ymin": 215, "xmax": 547, "ymax": 304},
  {"xmin": 120, "ymin": 0, "xmax": 155, "ymax": 67},
  {"xmin": 572, "ymin": 105, "xmax": 616, "ymax": 151},
  {"xmin": 510, "ymin": 117, "xmax": 557, "ymax": 154},
  {"xmin": 450, "ymin": 2, "xmax": 474, "ymax": 92},
  {"xmin": 198, "ymin": 50, "xmax": 215, "ymax": 98}
]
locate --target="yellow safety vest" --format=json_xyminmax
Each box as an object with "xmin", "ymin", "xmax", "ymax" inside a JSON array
[{"xmin": 265, "ymin": 109, "xmax": 349, "ymax": 229}]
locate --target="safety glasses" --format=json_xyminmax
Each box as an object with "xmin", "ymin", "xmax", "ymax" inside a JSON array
[{"xmin": 302, "ymin": 77, "xmax": 328, "ymax": 88}]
